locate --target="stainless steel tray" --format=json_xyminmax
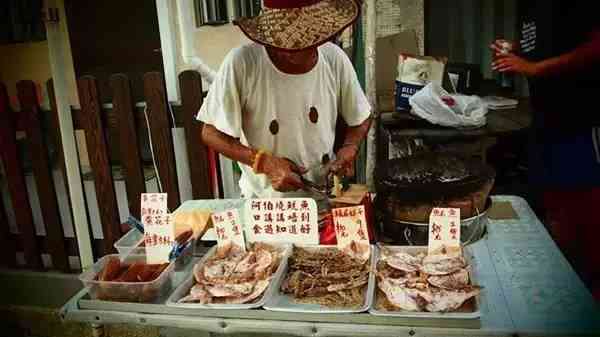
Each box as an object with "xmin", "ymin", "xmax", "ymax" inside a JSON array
[
  {"xmin": 166, "ymin": 243, "xmax": 291, "ymax": 310},
  {"xmin": 263, "ymin": 245, "xmax": 376, "ymax": 314},
  {"xmin": 369, "ymin": 245, "xmax": 481, "ymax": 319}
]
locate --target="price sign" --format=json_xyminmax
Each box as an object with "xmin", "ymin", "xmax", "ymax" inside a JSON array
[
  {"xmin": 428, "ymin": 208, "xmax": 461, "ymax": 254},
  {"xmin": 245, "ymin": 198, "xmax": 318, "ymax": 245},
  {"xmin": 332, "ymin": 205, "xmax": 370, "ymax": 261},
  {"xmin": 211, "ymin": 209, "xmax": 246, "ymax": 252},
  {"xmin": 141, "ymin": 193, "xmax": 173, "ymax": 263}
]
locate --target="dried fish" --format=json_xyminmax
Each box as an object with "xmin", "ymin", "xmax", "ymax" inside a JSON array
[
  {"xmin": 424, "ymin": 286, "xmax": 481, "ymax": 312},
  {"xmin": 281, "ymin": 246, "xmax": 369, "ymax": 308},
  {"xmin": 427, "ymin": 268, "xmax": 470, "ymax": 290},
  {"xmin": 179, "ymin": 243, "xmax": 280, "ymax": 304},
  {"xmin": 421, "ymin": 253, "xmax": 466, "ymax": 275}
]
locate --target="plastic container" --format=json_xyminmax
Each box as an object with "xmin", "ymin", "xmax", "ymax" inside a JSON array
[
  {"xmin": 114, "ymin": 228, "xmax": 194, "ymax": 270},
  {"xmin": 79, "ymin": 254, "xmax": 175, "ymax": 303},
  {"xmin": 114, "ymin": 229, "xmax": 145, "ymax": 257}
]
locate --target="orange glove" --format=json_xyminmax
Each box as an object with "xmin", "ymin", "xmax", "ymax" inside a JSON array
[
  {"xmin": 329, "ymin": 144, "xmax": 359, "ymax": 178},
  {"xmin": 255, "ymin": 153, "xmax": 306, "ymax": 192}
]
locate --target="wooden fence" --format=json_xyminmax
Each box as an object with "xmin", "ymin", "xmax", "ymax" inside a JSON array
[{"xmin": 0, "ymin": 71, "xmax": 218, "ymax": 272}]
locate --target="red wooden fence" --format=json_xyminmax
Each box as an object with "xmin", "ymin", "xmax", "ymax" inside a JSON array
[{"xmin": 0, "ymin": 70, "xmax": 216, "ymax": 271}]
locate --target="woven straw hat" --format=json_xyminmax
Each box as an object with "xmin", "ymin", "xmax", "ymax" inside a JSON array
[{"xmin": 235, "ymin": 0, "xmax": 360, "ymax": 51}]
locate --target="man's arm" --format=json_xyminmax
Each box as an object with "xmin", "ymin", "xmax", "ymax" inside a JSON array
[
  {"xmin": 201, "ymin": 124, "xmax": 305, "ymax": 191},
  {"xmin": 493, "ymin": 31, "xmax": 600, "ymax": 77},
  {"xmin": 330, "ymin": 117, "xmax": 372, "ymax": 177}
]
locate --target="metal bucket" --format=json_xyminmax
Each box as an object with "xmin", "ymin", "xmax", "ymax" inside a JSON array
[{"xmin": 382, "ymin": 199, "xmax": 490, "ymax": 246}]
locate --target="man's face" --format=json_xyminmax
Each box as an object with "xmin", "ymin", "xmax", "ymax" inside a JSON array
[{"xmin": 269, "ymin": 47, "xmax": 318, "ymax": 66}]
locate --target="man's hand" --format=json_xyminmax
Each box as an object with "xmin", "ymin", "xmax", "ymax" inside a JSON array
[
  {"xmin": 490, "ymin": 39, "xmax": 518, "ymax": 57},
  {"xmin": 492, "ymin": 53, "xmax": 541, "ymax": 77},
  {"xmin": 255, "ymin": 154, "xmax": 306, "ymax": 192},
  {"xmin": 329, "ymin": 144, "xmax": 359, "ymax": 178}
]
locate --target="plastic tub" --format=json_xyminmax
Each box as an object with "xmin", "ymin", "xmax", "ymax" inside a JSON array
[
  {"xmin": 114, "ymin": 229, "xmax": 145, "ymax": 257},
  {"xmin": 79, "ymin": 254, "xmax": 175, "ymax": 303},
  {"xmin": 114, "ymin": 229, "xmax": 194, "ymax": 270}
]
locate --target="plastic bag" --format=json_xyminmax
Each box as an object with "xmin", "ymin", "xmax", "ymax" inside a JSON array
[{"xmin": 409, "ymin": 83, "xmax": 488, "ymax": 128}]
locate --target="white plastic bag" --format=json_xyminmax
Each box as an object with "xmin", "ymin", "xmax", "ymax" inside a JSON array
[{"xmin": 409, "ymin": 83, "xmax": 488, "ymax": 128}]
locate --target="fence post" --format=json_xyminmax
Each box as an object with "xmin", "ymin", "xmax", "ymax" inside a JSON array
[
  {"xmin": 111, "ymin": 74, "xmax": 146, "ymax": 220},
  {"xmin": 77, "ymin": 76, "xmax": 121, "ymax": 255},
  {"xmin": 179, "ymin": 71, "xmax": 213, "ymax": 199},
  {"xmin": 143, "ymin": 72, "xmax": 180, "ymax": 210},
  {"xmin": 17, "ymin": 80, "xmax": 70, "ymax": 272},
  {"xmin": 0, "ymin": 82, "xmax": 43, "ymax": 269},
  {"xmin": 0, "ymin": 83, "xmax": 17, "ymax": 267}
]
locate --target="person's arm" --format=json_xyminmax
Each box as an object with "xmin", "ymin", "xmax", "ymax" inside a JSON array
[
  {"xmin": 201, "ymin": 124, "xmax": 305, "ymax": 191},
  {"xmin": 493, "ymin": 31, "xmax": 600, "ymax": 77},
  {"xmin": 330, "ymin": 117, "xmax": 372, "ymax": 177}
]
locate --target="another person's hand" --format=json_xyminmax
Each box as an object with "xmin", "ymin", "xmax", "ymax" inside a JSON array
[
  {"xmin": 329, "ymin": 143, "xmax": 359, "ymax": 178},
  {"xmin": 492, "ymin": 53, "xmax": 541, "ymax": 77},
  {"xmin": 255, "ymin": 154, "xmax": 306, "ymax": 192}
]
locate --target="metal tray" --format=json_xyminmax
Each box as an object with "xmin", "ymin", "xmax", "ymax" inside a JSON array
[
  {"xmin": 263, "ymin": 245, "xmax": 376, "ymax": 314},
  {"xmin": 369, "ymin": 245, "xmax": 481, "ymax": 319},
  {"xmin": 166, "ymin": 243, "xmax": 291, "ymax": 310}
]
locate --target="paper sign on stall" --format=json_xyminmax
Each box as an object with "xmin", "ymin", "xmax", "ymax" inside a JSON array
[
  {"xmin": 141, "ymin": 193, "xmax": 174, "ymax": 264},
  {"xmin": 332, "ymin": 205, "xmax": 370, "ymax": 261},
  {"xmin": 428, "ymin": 208, "xmax": 461, "ymax": 255},
  {"xmin": 245, "ymin": 198, "xmax": 318, "ymax": 244},
  {"xmin": 211, "ymin": 209, "xmax": 246, "ymax": 252}
]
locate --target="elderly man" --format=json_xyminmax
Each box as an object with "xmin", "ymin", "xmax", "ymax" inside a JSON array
[{"xmin": 198, "ymin": 0, "xmax": 371, "ymax": 198}]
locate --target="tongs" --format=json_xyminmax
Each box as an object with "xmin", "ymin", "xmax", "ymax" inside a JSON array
[{"xmin": 301, "ymin": 175, "xmax": 334, "ymax": 198}]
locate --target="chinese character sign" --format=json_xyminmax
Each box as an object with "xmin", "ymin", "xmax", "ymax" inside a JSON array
[
  {"xmin": 245, "ymin": 198, "xmax": 318, "ymax": 244},
  {"xmin": 428, "ymin": 208, "xmax": 461, "ymax": 254},
  {"xmin": 141, "ymin": 193, "xmax": 168, "ymax": 225},
  {"xmin": 211, "ymin": 209, "xmax": 246, "ymax": 252},
  {"xmin": 332, "ymin": 205, "xmax": 370, "ymax": 261},
  {"xmin": 143, "ymin": 214, "xmax": 175, "ymax": 264}
]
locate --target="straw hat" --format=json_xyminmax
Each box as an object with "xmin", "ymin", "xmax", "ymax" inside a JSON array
[{"xmin": 235, "ymin": 0, "xmax": 360, "ymax": 51}]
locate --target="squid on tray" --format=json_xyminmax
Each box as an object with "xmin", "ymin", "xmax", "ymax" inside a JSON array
[{"xmin": 376, "ymin": 246, "xmax": 481, "ymax": 312}]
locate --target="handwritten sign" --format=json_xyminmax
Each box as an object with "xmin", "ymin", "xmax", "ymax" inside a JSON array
[
  {"xmin": 428, "ymin": 208, "xmax": 461, "ymax": 254},
  {"xmin": 141, "ymin": 193, "xmax": 173, "ymax": 263},
  {"xmin": 245, "ymin": 198, "xmax": 318, "ymax": 244},
  {"xmin": 211, "ymin": 209, "xmax": 246, "ymax": 252},
  {"xmin": 332, "ymin": 205, "xmax": 370, "ymax": 261}
]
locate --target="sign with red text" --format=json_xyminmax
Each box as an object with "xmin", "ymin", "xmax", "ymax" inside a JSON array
[
  {"xmin": 245, "ymin": 198, "xmax": 318, "ymax": 244},
  {"xmin": 332, "ymin": 205, "xmax": 370, "ymax": 260},
  {"xmin": 428, "ymin": 208, "xmax": 461, "ymax": 254},
  {"xmin": 211, "ymin": 209, "xmax": 246, "ymax": 252},
  {"xmin": 141, "ymin": 193, "xmax": 174, "ymax": 263},
  {"xmin": 143, "ymin": 214, "xmax": 175, "ymax": 264}
]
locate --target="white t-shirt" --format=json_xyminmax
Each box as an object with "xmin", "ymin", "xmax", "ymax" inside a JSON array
[{"xmin": 197, "ymin": 42, "xmax": 371, "ymax": 198}]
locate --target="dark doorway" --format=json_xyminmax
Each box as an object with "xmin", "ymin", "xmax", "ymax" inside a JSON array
[{"xmin": 65, "ymin": 0, "xmax": 164, "ymax": 103}]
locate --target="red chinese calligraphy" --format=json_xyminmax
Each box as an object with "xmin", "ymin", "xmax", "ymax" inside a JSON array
[
  {"xmin": 450, "ymin": 227, "xmax": 458, "ymax": 240},
  {"xmin": 301, "ymin": 212, "xmax": 310, "ymax": 222},
  {"xmin": 264, "ymin": 224, "xmax": 274, "ymax": 235},
  {"xmin": 449, "ymin": 209, "xmax": 456, "ymax": 216},
  {"xmin": 275, "ymin": 201, "xmax": 285, "ymax": 210},
  {"xmin": 288, "ymin": 212, "xmax": 298, "ymax": 223},
  {"xmin": 253, "ymin": 224, "xmax": 262, "ymax": 234},
  {"xmin": 287, "ymin": 200, "xmax": 297, "ymax": 210},
  {"xmin": 300, "ymin": 200, "xmax": 309, "ymax": 210},
  {"xmin": 144, "ymin": 215, "xmax": 153, "ymax": 225},
  {"xmin": 227, "ymin": 211, "xmax": 233, "ymax": 219},
  {"xmin": 431, "ymin": 223, "xmax": 442, "ymax": 240},
  {"xmin": 232, "ymin": 224, "xmax": 241, "ymax": 236},
  {"xmin": 276, "ymin": 213, "xmax": 285, "ymax": 222},
  {"xmin": 300, "ymin": 224, "xmax": 311, "ymax": 234},
  {"xmin": 216, "ymin": 227, "xmax": 227, "ymax": 240},
  {"xmin": 150, "ymin": 194, "xmax": 158, "ymax": 202},
  {"xmin": 251, "ymin": 201, "xmax": 261, "ymax": 210},
  {"xmin": 276, "ymin": 225, "xmax": 287, "ymax": 233},
  {"xmin": 143, "ymin": 194, "xmax": 148, "ymax": 202},
  {"xmin": 263, "ymin": 201, "xmax": 274, "ymax": 211},
  {"xmin": 265, "ymin": 213, "xmax": 274, "ymax": 222},
  {"xmin": 289, "ymin": 225, "xmax": 297, "ymax": 234}
]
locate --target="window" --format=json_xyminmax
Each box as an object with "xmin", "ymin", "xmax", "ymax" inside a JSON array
[
  {"xmin": 195, "ymin": 0, "xmax": 262, "ymax": 27},
  {"xmin": 233, "ymin": 0, "xmax": 262, "ymax": 19},
  {"xmin": 195, "ymin": 0, "xmax": 229, "ymax": 26}
]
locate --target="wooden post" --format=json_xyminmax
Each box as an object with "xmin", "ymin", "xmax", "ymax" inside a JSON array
[
  {"xmin": 143, "ymin": 72, "xmax": 180, "ymax": 210},
  {"xmin": 111, "ymin": 74, "xmax": 146, "ymax": 219},
  {"xmin": 17, "ymin": 80, "xmax": 70, "ymax": 272},
  {"xmin": 77, "ymin": 76, "xmax": 121, "ymax": 254},
  {"xmin": 179, "ymin": 71, "xmax": 213, "ymax": 199},
  {"xmin": 0, "ymin": 83, "xmax": 43, "ymax": 269},
  {"xmin": 0, "ymin": 83, "xmax": 17, "ymax": 268}
]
